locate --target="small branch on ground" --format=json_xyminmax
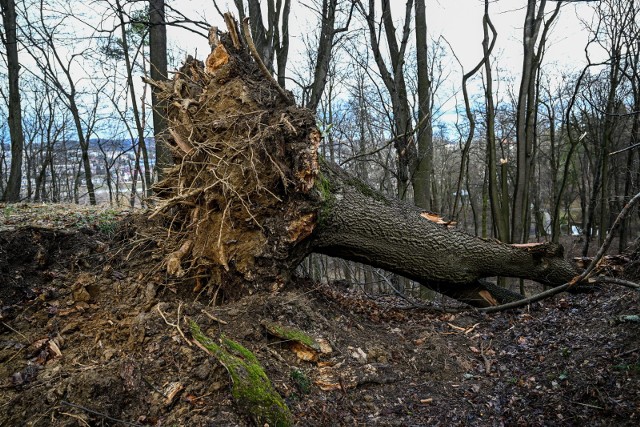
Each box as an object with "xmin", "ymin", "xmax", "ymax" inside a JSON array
[
  {"xmin": 157, "ymin": 303, "xmax": 192, "ymax": 346},
  {"xmin": 479, "ymin": 190, "xmax": 640, "ymax": 313},
  {"xmin": 596, "ymin": 277, "xmax": 640, "ymax": 290},
  {"xmin": 59, "ymin": 401, "xmax": 143, "ymax": 427}
]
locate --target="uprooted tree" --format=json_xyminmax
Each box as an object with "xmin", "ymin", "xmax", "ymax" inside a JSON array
[{"xmin": 146, "ymin": 19, "xmax": 577, "ymax": 309}]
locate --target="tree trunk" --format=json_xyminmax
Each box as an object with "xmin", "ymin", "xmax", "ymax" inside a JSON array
[
  {"xmin": 362, "ymin": 0, "xmax": 416, "ymax": 201},
  {"xmin": 149, "ymin": 22, "xmax": 577, "ymax": 309},
  {"xmin": 313, "ymin": 161, "xmax": 575, "ymax": 306},
  {"xmin": 116, "ymin": 0, "xmax": 151, "ymax": 197},
  {"xmin": 481, "ymin": 2, "xmax": 509, "ymax": 242},
  {"xmin": 414, "ymin": 0, "xmax": 433, "ymax": 210},
  {"xmin": 149, "ymin": 0, "xmax": 172, "ymax": 180},
  {"xmin": 0, "ymin": 0, "xmax": 24, "ymax": 202}
]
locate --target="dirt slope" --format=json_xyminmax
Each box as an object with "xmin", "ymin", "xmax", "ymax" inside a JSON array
[{"xmin": 1, "ymin": 204, "xmax": 639, "ymax": 426}]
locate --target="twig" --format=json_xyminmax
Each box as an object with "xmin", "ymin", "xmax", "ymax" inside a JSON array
[
  {"xmin": 479, "ymin": 283, "xmax": 572, "ymax": 314},
  {"xmin": 240, "ymin": 17, "xmax": 291, "ymax": 102},
  {"xmin": 609, "ymin": 142, "xmax": 640, "ymax": 156},
  {"xmin": 617, "ymin": 347, "xmax": 639, "ymax": 358},
  {"xmin": 596, "ymin": 277, "xmax": 640, "ymax": 290},
  {"xmin": 2, "ymin": 321, "xmax": 28, "ymax": 340},
  {"xmin": 59, "ymin": 401, "xmax": 143, "ymax": 427},
  {"xmin": 375, "ymin": 270, "xmax": 445, "ymax": 311},
  {"xmin": 480, "ymin": 340, "xmax": 492, "ymax": 374},
  {"xmin": 339, "ymin": 112, "xmax": 431, "ymax": 166},
  {"xmin": 201, "ymin": 309, "xmax": 228, "ymax": 325},
  {"xmin": 572, "ymin": 401, "xmax": 604, "ymax": 410},
  {"xmin": 60, "ymin": 412, "xmax": 90, "ymax": 427},
  {"xmin": 157, "ymin": 303, "xmax": 192, "ymax": 347},
  {"xmin": 464, "ymin": 323, "xmax": 480, "ymax": 335}
]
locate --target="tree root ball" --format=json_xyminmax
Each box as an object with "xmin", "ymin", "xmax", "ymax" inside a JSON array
[{"xmin": 150, "ymin": 34, "xmax": 321, "ymax": 300}]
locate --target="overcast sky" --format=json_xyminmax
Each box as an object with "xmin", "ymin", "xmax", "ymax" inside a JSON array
[
  {"xmin": 171, "ymin": 0, "xmax": 597, "ymax": 75},
  {"xmin": 162, "ymin": 0, "xmax": 599, "ymax": 127}
]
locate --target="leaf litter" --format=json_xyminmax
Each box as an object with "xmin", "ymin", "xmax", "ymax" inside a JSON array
[{"xmin": 0, "ymin": 203, "xmax": 639, "ymax": 426}]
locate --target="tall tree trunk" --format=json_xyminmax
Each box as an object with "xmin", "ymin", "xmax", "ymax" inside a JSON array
[
  {"xmin": 413, "ymin": 0, "xmax": 433, "ymax": 210},
  {"xmin": 69, "ymin": 105, "xmax": 97, "ymax": 205},
  {"xmin": 116, "ymin": 0, "xmax": 152, "ymax": 198},
  {"xmin": 482, "ymin": 1, "xmax": 509, "ymax": 241},
  {"xmin": 360, "ymin": 0, "xmax": 416, "ymax": 200},
  {"xmin": 149, "ymin": 0, "xmax": 172, "ymax": 180},
  {"xmin": 306, "ymin": 0, "xmax": 336, "ymax": 112},
  {"xmin": 512, "ymin": 0, "xmax": 560, "ymax": 243},
  {"xmin": 0, "ymin": 0, "xmax": 24, "ymax": 202}
]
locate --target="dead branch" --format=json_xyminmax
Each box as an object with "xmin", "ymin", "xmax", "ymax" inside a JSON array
[
  {"xmin": 479, "ymin": 190, "xmax": 640, "ymax": 313},
  {"xmin": 570, "ymin": 190, "xmax": 640, "ymax": 286},
  {"xmin": 157, "ymin": 303, "xmax": 192, "ymax": 346},
  {"xmin": 240, "ymin": 17, "xmax": 290, "ymax": 102},
  {"xmin": 223, "ymin": 12, "xmax": 241, "ymax": 49},
  {"xmin": 59, "ymin": 401, "xmax": 143, "ymax": 427},
  {"xmin": 596, "ymin": 277, "xmax": 640, "ymax": 290}
]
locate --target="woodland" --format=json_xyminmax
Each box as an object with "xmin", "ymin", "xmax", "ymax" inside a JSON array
[{"xmin": 1, "ymin": 0, "xmax": 640, "ymax": 426}]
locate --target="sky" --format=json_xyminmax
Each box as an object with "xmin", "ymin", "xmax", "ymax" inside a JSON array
[
  {"xmin": 161, "ymin": 0, "xmax": 599, "ymax": 128},
  {"xmin": 169, "ymin": 0, "xmax": 597, "ymax": 75},
  {"xmin": 1, "ymin": 0, "xmax": 600, "ymax": 141}
]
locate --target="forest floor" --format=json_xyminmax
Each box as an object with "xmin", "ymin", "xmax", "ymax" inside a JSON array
[{"xmin": 1, "ymin": 203, "xmax": 639, "ymax": 426}]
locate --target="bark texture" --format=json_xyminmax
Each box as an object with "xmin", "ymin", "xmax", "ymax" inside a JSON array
[
  {"xmin": 313, "ymin": 162, "xmax": 575, "ymax": 306},
  {"xmin": 149, "ymin": 21, "xmax": 577, "ymax": 308}
]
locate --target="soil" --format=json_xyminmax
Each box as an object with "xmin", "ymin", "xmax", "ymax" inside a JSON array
[{"xmin": 1, "ymin": 204, "xmax": 639, "ymax": 426}]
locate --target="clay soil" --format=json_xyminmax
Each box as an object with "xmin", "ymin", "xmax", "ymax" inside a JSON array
[{"xmin": 1, "ymin": 204, "xmax": 639, "ymax": 426}]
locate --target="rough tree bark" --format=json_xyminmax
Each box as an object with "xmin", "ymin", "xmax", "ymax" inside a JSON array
[{"xmin": 147, "ymin": 20, "xmax": 577, "ymax": 308}]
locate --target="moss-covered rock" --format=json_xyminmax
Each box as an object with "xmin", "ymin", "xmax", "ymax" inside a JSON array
[{"xmin": 190, "ymin": 321, "xmax": 292, "ymax": 426}]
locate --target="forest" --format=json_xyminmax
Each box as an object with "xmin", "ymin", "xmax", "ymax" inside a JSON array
[{"xmin": 1, "ymin": 0, "xmax": 640, "ymax": 425}]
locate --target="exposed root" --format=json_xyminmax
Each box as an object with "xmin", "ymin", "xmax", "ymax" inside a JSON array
[{"xmin": 145, "ymin": 17, "xmax": 320, "ymax": 301}]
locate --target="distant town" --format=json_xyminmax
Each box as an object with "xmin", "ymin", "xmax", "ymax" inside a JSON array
[{"xmin": 0, "ymin": 138, "xmax": 157, "ymax": 206}]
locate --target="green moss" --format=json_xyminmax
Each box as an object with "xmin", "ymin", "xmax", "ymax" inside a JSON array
[
  {"xmin": 263, "ymin": 322, "xmax": 317, "ymax": 350},
  {"xmin": 190, "ymin": 322, "xmax": 292, "ymax": 426},
  {"xmin": 315, "ymin": 170, "xmax": 335, "ymax": 227},
  {"xmin": 73, "ymin": 209, "xmax": 120, "ymax": 235},
  {"xmin": 315, "ymin": 171, "xmax": 333, "ymax": 202}
]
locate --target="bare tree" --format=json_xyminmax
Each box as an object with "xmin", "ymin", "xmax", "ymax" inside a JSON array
[
  {"xmin": 581, "ymin": 0, "xmax": 633, "ymax": 255},
  {"xmin": 149, "ymin": 0, "xmax": 171, "ymax": 179},
  {"xmin": 229, "ymin": 0, "xmax": 291, "ymax": 88},
  {"xmin": 511, "ymin": 0, "xmax": 562, "ymax": 243},
  {"xmin": 480, "ymin": 1, "xmax": 510, "ymax": 241},
  {"xmin": 357, "ymin": 0, "xmax": 416, "ymax": 201},
  {"xmin": 113, "ymin": 0, "xmax": 152, "ymax": 197},
  {"xmin": 20, "ymin": 0, "xmax": 100, "ymax": 204},
  {"xmin": 304, "ymin": 0, "xmax": 354, "ymax": 112},
  {"xmin": 413, "ymin": 0, "xmax": 433, "ymax": 209},
  {"xmin": 0, "ymin": 0, "xmax": 25, "ymax": 202}
]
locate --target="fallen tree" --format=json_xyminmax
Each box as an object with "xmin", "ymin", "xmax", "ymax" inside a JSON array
[{"xmin": 147, "ymin": 19, "xmax": 577, "ymax": 308}]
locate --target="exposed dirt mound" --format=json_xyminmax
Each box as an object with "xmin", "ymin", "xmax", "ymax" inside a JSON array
[{"xmin": 1, "ymin": 205, "xmax": 639, "ymax": 426}]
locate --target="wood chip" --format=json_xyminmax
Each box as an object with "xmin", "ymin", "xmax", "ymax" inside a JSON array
[{"xmin": 164, "ymin": 382, "xmax": 184, "ymax": 406}]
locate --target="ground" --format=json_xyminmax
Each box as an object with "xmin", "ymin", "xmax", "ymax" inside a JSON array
[{"xmin": 1, "ymin": 204, "xmax": 639, "ymax": 426}]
